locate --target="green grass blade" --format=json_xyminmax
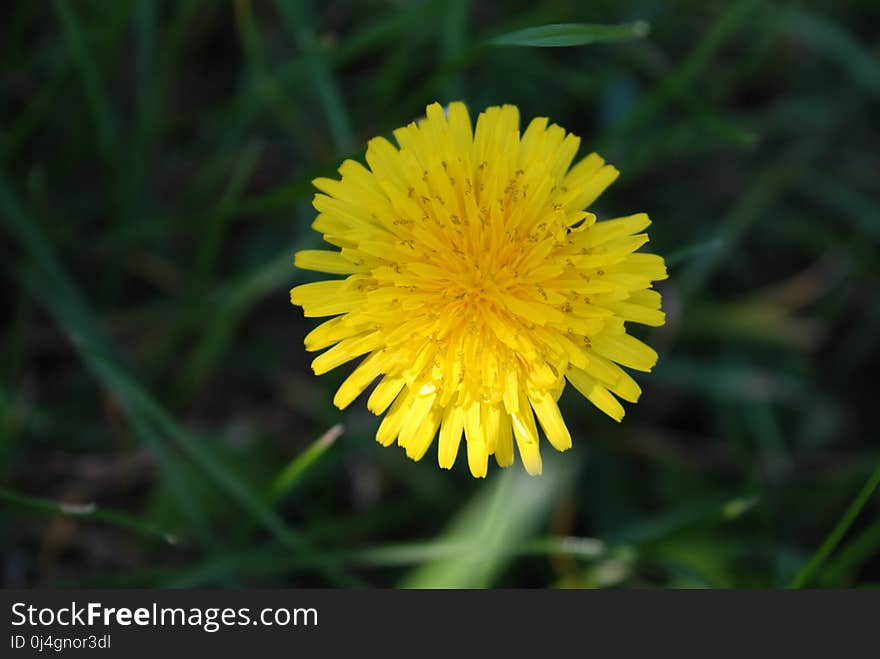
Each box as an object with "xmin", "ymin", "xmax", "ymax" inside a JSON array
[
  {"xmin": 799, "ymin": 172, "xmax": 880, "ymax": 242},
  {"xmin": 0, "ymin": 486, "xmax": 177, "ymax": 546},
  {"xmin": 490, "ymin": 21, "xmax": 649, "ymax": 47},
  {"xmin": 191, "ymin": 141, "xmax": 263, "ymax": 291},
  {"xmin": 274, "ymin": 0, "xmax": 355, "ymax": 152},
  {"xmin": 441, "ymin": 0, "xmax": 469, "ymax": 98},
  {"xmin": 678, "ymin": 157, "xmax": 803, "ymax": 300},
  {"xmin": 665, "ymin": 237, "xmax": 724, "ymax": 268},
  {"xmin": 400, "ymin": 456, "xmax": 572, "ymax": 588},
  {"xmin": 50, "ymin": 0, "xmax": 118, "ymax": 161},
  {"xmin": 355, "ymin": 535, "xmax": 606, "ymax": 567},
  {"xmin": 148, "ymin": 493, "xmax": 758, "ymax": 585},
  {"xmin": 0, "ymin": 174, "xmax": 300, "ymax": 547},
  {"xmin": 1, "ymin": 68, "xmax": 69, "ymax": 162},
  {"xmin": 332, "ymin": 0, "xmax": 434, "ymax": 64},
  {"xmin": 159, "ymin": 534, "xmax": 606, "ymax": 586},
  {"xmin": 85, "ymin": 350, "xmax": 301, "ymax": 546},
  {"xmin": 270, "ymin": 424, "xmax": 343, "ymax": 502},
  {"xmin": 652, "ymin": 357, "xmax": 802, "ymax": 404},
  {"xmin": 822, "ymin": 519, "xmax": 880, "ymax": 586},
  {"xmin": 164, "ymin": 492, "xmax": 758, "ymax": 583},
  {"xmin": 789, "ymin": 460, "xmax": 880, "ymax": 588},
  {"xmin": 178, "ymin": 247, "xmax": 295, "ymax": 393},
  {"xmin": 234, "ymin": 0, "xmax": 304, "ymax": 136},
  {"xmin": 610, "ymin": 495, "xmax": 758, "ymax": 545},
  {"xmin": 785, "ymin": 8, "xmax": 880, "ymax": 96},
  {"xmin": 126, "ymin": 413, "xmax": 214, "ymax": 542},
  {"xmin": 599, "ymin": 0, "xmax": 761, "ymax": 147},
  {"xmin": 124, "ymin": 0, "xmax": 159, "ymax": 224}
]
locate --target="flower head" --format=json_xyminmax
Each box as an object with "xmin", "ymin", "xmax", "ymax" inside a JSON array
[{"xmin": 291, "ymin": 102, "xmax": 667, "ymax": 477}]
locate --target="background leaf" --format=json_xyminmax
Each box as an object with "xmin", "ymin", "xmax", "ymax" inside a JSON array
[{"xmin": 490, "ymin": 21, "xmax": 649, "ymax": 47}]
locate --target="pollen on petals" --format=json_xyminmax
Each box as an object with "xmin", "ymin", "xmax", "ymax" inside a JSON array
[{"xmin": 291, "ymin": 101, "xmax": 667, "ymax": 477}]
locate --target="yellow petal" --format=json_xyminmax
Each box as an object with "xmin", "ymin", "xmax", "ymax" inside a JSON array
[
  {"xmin": 311, "ymin": 332, "xmax": 383, "ymax": 375},
  {"xmin": 627, "ymin": 289, "xmax": 662, "ymax": 309},
  {"xmin": 438, "ymin": 405, "xmax": 465, "ymax": 469},
  {"xmin": 511, "ymin": 389, "xmax": 542, "ymax": 476},
  {"xmin": 493, "ymin": 413, "xmax": 515, "ymax": 468},
  {"xmin": 467, "ymin": 437, "xmax": 488, "ymax": 478},
  {"xmin": 405, "ymin": 401, "xmax": 442, "ymax": 461},
  {"xmin": 616, "ymin": 253, "xmax": 668, "ymax": 281},
  {"xmin": 304, "ymin": 316, "xmax": 362, "ymax": 352},
  {"xmin": 605, "ymin": 300, "xmax": 666, "ymax": 327},
  {"xmin": 294, "ymin": 249, "xmax": 361, "ymax": 275},
  {"xmin": 446, "ymin": 102, "xmax": 473, "ymax": 154},
  {"xmin": 576, "ymin": 164, "xmax": 619, "ymax": 209},
  {"xmin": 608, "ymin": 367, "xmax": 642, "ymax": 403},
  {"xmin": 566, "ymin": 368, "xmax": 624, "ymax": 422},
  {"xmin": 503, "ymin": 367, "xmax": 520, "ymax": 414},
  {"xmin": 590, "ymin": 332, "xmax": 658, "ymax": 372},
  {"xmin": 376, "ymin": 388, "xmax": 413, "ymax": 446},
  {"xmin": 528, "ymin": 390, "xmax": 572, "ymax": 452},
  {"xmin": 367, "ymin": 376, "xmax": 405, "ymax": 415},
  {"xmin": 333, "ymin": 350, "xmax": 390, "ymax": 409},
  {"xmin": 290, "ymin": 280, "xmax": 362, "ymax": 318},
  {"xmin": 397, "ymin": 391, "xmax": 437, "ymax": 451},
  {"xmin": 583, "ymin": 213, "xmax": 651, "ymax": 246},
  {"xmin": 463, "ymin": 402, "xmax": 482, "ymax": 445},
  {"xmin": 511, "ymin": 401, "xmax": 542, "ymax": 476}
]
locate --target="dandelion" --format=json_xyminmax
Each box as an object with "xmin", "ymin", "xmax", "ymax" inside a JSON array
[{"xmin": 291, "ymin": 102, "xmax": 666, "ymax": 477}]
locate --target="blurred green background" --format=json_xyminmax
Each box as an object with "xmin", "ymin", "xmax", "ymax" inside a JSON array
[{"xmin": 2, "ymin": 0, "xmax": 879, "ymax": 588}]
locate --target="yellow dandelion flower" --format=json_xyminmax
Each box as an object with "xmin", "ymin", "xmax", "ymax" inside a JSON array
[{"xmin": 291, "ymin": 102, "xmax": 667, "ymax": 477}]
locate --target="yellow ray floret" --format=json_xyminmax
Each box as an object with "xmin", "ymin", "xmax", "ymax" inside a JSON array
[{"xmin": 290, "ymin": 101, "xmax": 667, "ymax": 477}]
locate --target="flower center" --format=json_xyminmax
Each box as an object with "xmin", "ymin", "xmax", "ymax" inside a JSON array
[{"xmin": 457, "ymin": 265, "xmax": 494, "ymax": 301}]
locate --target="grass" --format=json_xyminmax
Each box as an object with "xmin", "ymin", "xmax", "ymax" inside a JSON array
[{"xmin": 1, "ymin": 0, "xmax": 878, "ymax": 588}]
